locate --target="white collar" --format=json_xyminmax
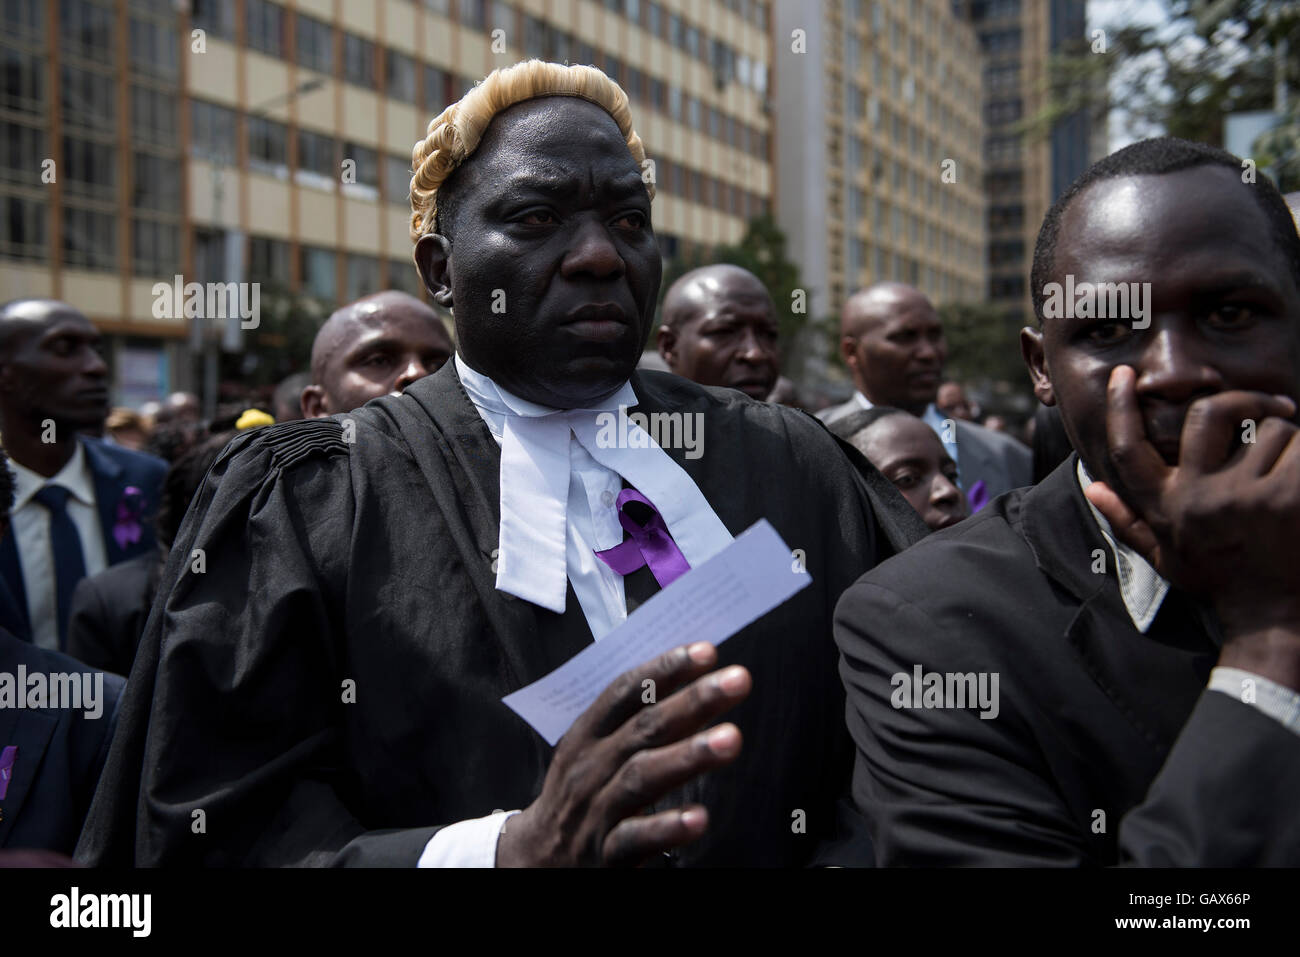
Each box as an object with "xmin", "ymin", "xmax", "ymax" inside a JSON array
[
  {"xmin": 455, "ymin": 353, "xmax": 733, "ymax": 613},
  {"xmin": 11, "ymin": 440, "xmax": 96, "ymax": 511},
  {"xmin": 1077, "ymin": 459, "xmax": 1170, "ymax": 633}
]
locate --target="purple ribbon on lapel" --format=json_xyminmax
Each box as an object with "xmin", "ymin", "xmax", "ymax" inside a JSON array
[
  {"xmin": 113, "ymin": 485, "xmax": 145, "ymax": 551},
  {"xmin": 0, "ymin": 745, "xmax": 16, "ymax": 800},
  {"xmin": 594, "ymin": 489, "xmax": 690, "ymax": 588},
  {"xmin": 966, "ymin": 479, "xmax": 989, "ymax": 514}
]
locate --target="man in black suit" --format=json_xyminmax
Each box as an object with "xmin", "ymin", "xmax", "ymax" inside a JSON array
[
  {"xmin": 79, "ymin": 61, "xmax": 923, "ymax": 868},
  {"xmin": 818, "ymin": 282, "xmax": 1031, "ymax": 506},
  {"xmin": 836, "ymin": 137, "xmax": 1300, "ymax": 865},
  {"xmin": 0, "ymin": 450, "xmax": 124, "ymax": 854},
  {"xmin": 0, "ymin": 300, "xmax": 167, "ymax": 651}
]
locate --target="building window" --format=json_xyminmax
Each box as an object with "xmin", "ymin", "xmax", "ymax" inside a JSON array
[
  {"xmin": 61, "ymin": 0, "xmax": 116, "ymax": 65},
  {"xmin": 132, "ymin": 217, "xmax": 178, "ymax": 275},
  {"xmin": 386, "ymin": 50, "xmax": 417, "ymax": 103},
  {"xmin": 423, "ymin": 0, "xmax": 451, "ymax": 16},
  {"xmin": 132, "ymin": 152, "xmax": 180, "ymax": 211},
  {"xmin": 2, "ymin": 47, "xmax": 45, "ymax": 116},
  {"xmin": 249, "ymin": 235, "xmax": 291, "ymax": 286},
  {"xmin": 300, "ymin": 245, "xmax": 336, "ymax": 301},
  {"xmin": 129, "ymin": 16, "xmax": 178, "ymax": 78},
  {"xmin": 60, "ymin": 64, "xmax": 112, "ymax": 131},
  {"xmin": 0, "ymin": 194, "xmax": 46, "ymax": 261},
  {"xmin": 297, "ymin": 129, "xmax": 336, "ymax": 180},
  {"xmin": 384, "ymin": 154, "xmax": 410, "ymax": 206},
  {"xmin": 63, "ymin": 205, "xmax": 117, "ymax": 271},
  {"xmin": 190, "ymin": 0, "xmax": 234, "ymax": 39},
  {"xmin": 248, "ymin": 116, "xmax": 288, "ymax": 173},
  {"xmin": 342, "ymin": 33, "xmax": 375, "ymax": 87},
  {"xmin": 63, "ymin": 135, "xmax": 117, "ymax": 200},
  {"xmin": 459, "ymin": 0, "xmax": 486, "ymax": 30},
  {"xmin": 0, "ymin": 120, "xmax": 44, "ymax": 188},
  {"xmin": 3, "ymin": 0, "xmax": 45, "ymax": 43},
  {"xmin": 296, "ymin": 14, "xmax": 334, "ymax": 74},
  {"xmin": 387, "ymin": 258, "xmax": 423, "ymax": 297},
  {"xmin": 345, "ymin": 254, "xmax": 381, "ymax": 301},
  {"xmin": 191, "ymin": 99, "xmax": 237, "ymax": 161},
  {"xmin": 130, "ymin": 85, "xmax": 177, "ymax": 146},
  {"xmin": 423, "ymin": 65, "xmax": 452, "ymax": 112},
  {"xmin": 193, "ymin": 227, "xmax": 226, "ymax": 282},
  {"xmin": 247, "ymin": 0, "xmax": 285, "ymax": 57},
  {"xmin": 341, "ymin": 141, "xmax": 378, "ymax": 199}
]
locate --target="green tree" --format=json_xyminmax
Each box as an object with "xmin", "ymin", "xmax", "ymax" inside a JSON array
[
  {"xmin": 1030, "ymin": 0, "xmax": 1298, "ymax": 185},
  {"xmin": 937, "ymin": 301, "xmax": 1032, "ymax": 395}
]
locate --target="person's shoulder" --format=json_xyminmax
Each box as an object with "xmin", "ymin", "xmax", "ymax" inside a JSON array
[
  {"xmin": 75, "ymin": 551, "xmax": 156, "ymax": 594},
  {"xmin": 816, "ymin": 399, "xmax": 857, "ymax": 424},
  {"xmin": 956, "ymin": 419, "xmax": 1029, "ymax": 457},
  {"xmin": 0, "ymin": 627, "xmax": 126, "ymax": 696},
  {"xmin": 634, "ymin": 371, "xmax": 842, "ymax": 446},
  {"xmin": 861, "ymin": 485, "xmax": 1034, "ymax": 598},
  {"xmin": 80, "ymin": 436, "xmax": 167, "ymax": 480},
  {"xmin": 218, "ymin": 418, "xmax": 354, "ymax": 475}
]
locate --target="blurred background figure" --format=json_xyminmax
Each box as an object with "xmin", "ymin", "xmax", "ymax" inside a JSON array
[
  {"xmin": 154, "ymin": 392, "xmax": 200, "ymax": 427},
  {"xmin": 104, "ymin": 408, "xmax": 150, "ymax": 451},
  {"xmin": 766, "ymin": 375, "xmax": 803, "ymax": 408},
  {"xmin": 302, "ymin": 291, "xmax": 453, "ymax": 418},
  {"xmin": 0, "ymin": 447, "xmax": 124, "ymax": 856},
  {"xmin": 67, "ymin": 431, "xmax": 237, "ymax": 677},
  {"xmin": 656, "ymin": 264, "xmax": 780, "ymax": 401},
  {"xmin": 831, "ymin": 407, "xmax": 969, "ymax": 532},
  {"xmin": 820, "ymin": 283, "xmax": 1031, "ymax": 506},
  {"xmin": 982, "ymin": 414, "xmax": 1008, "ymax": 433},
  {"xmin": 272, "ymin": 372, "xmax": 311, "ymax": 424},
  {"xmin": 0, "ymin": 299, "xmax": 167, "ymax": 650},
  {"xmin": 936, "ymin": 381, "xmax": 977, "ymax": 421}
]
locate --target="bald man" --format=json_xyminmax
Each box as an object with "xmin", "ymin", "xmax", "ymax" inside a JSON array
[
  {"xmin": 0, "ymin": 299, "xmax": 166, "ymax": 650},
  {"xmin": 301, "ymin": 290, "xmax": 454, "ymax": 418},
  {"xmin": 656, "ymin": 264, "xmax": 780, "ymax": 401},
  {"xmin": 819, "ymin": 282, "xmax": 1030, "ymax": 504}
]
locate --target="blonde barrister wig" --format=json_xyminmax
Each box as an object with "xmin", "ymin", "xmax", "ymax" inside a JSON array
[{"xmin": 408, "ymin": 59, "xmax": 654, "ymax": 244}]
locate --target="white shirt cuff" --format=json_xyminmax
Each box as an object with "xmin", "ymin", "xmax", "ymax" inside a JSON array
[
  {"xmin": 417, "ymin": 810, "xmax": 520, "ymax": 868},
  {"xmin": 1208, "ymin": 667, "xmax": 1300, "ymax": 737}
]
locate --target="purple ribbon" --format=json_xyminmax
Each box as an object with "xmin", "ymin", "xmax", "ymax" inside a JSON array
[
  {"xmin": 0, "ymin": 746, "xmax": 16, "ymax": 800},
  {"xmin": 966, "ymin": 479, "xmax": 989, "ymax": 514},
  {"xmin": 113, "ymin": 485, "xmax": 145, "ymax": 551},
  {"xmin": 594, "ymin": 489, "xmax": 690, "ymax": 588}
]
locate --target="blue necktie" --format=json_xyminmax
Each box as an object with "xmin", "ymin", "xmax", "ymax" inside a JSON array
[{"xmin": 32, "ymin": 484, "xmax": 87, "ymax": 648}]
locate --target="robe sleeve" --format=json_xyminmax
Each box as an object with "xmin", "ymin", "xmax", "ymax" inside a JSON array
[{"xmin": 77, "ymin": 421, "xmax": 441, "ymax": 866}]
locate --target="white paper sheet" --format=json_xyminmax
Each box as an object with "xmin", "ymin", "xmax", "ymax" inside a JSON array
[{"xmin": 502, "ymin": 519, "xmax": 811, "ymax": 745}]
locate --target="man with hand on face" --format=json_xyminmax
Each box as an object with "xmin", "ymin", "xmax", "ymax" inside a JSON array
[
  {"xmin": 819, "ymin": 283, "xmax": 1030, "ymax": 505},
  {"xmin": 656, "ymin": 264, "xmax": 781, "ymax": 402},
  {"xmin": 0, "ymin": 300, "xmax": 166, "ymax": 651},
  {"xmin": 300, "ymin": 290, "xmax": 454, "ymax": 418},
  {"xmin": 79, "ymin": 61, "xmax": 924, "ymax": 868},
  {"xmin": 836, "ymin": 137, "xmax": 1300, "ymax": 865}
]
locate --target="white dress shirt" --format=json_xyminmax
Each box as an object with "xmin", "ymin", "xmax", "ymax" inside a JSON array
[
  {"xmin": 9, "ymin": 441, "xmax": 108, "ymax": 650},
  {"xmin": 1076, "ymin": 460, "xmax": 1300, "ymax": 737},
  {"xmin": 419, "ymin": 355, "xmax": 731, "ymax": 867}
]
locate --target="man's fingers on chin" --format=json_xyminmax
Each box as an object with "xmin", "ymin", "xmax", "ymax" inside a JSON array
[{"xmin": 601, "ymin": 806, "xmax": 709, "ymax": 866}]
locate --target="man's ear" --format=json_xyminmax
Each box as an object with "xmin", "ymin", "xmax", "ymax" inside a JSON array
[
  {"xmin": 839, "ymin": 335, "xmax": 858, "ymax": 375},
  {"xmin": 1020, "ymin": 326, "xmax": 1056, "ymax": 406},
  {"xmin": 414, "ymin": 234, "xmax": 453, "ymax": 309},
  {"xmin": 300, "ymin": 384, "xmax": 328, "ymax": 419},
  {"xmin": 656, "ymin": 324, "xmax": 677, "ymax": 369}
]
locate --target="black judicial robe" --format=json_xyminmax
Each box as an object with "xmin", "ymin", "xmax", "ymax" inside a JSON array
[{"xmin": 77, "ymin": 363, "xmax": 927, "ymax": 867}]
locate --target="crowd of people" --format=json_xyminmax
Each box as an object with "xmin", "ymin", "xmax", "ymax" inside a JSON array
[{"xmin": 2, "ymin": 59, "xmax": 1298, "ymax": 867}]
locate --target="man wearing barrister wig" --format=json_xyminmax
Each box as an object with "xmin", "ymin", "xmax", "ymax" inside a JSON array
[{"xmin": 79, "ymin": 61, "xmax": 923, "ymax": 867}]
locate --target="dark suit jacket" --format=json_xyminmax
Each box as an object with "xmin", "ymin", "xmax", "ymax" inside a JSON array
[
  {"xmin": 835, "ymin": 455, "xmax": 1300, "ymax": 865},
  {"xmin": 0, "ymin": 630, "xmax": 125, "ymax": 853},
  {"xmin": 66, "ymin": 551, "xmax": 162, "ymax": 677},
  {"xmin": 78, "ymin": 363, "xmax": 926, "ymax": 867},
  {"xmin": 0, "ymin": 438, "xmax": 167, "ymax": 648}
]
